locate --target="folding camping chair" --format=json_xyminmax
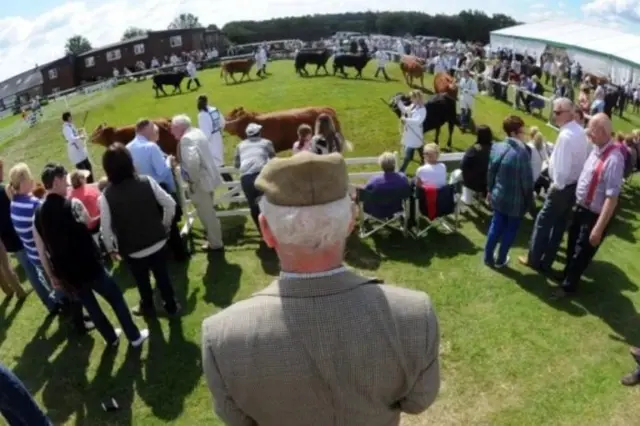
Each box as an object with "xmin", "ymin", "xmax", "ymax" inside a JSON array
[
  {"xmin": 356, "ymin": 185, "xmax": 412, "ymax": 238},
  {"xmin": 412, "ymin": 183, "xmax": 461, "ymax": 238}
]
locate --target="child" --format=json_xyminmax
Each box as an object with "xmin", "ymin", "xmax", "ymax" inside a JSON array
[{"xmin": 292, "ymin": 123, "xmax": 313, "ymax": 154}]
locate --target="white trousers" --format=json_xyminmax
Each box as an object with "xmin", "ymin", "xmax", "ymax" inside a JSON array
[{"xmin": 190, "ymin": 186, "xmax": 223, "ymax": 248}]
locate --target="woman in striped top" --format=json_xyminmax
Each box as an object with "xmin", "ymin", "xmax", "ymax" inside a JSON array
[{"xmin": 8, "ymin": 163, "xmax": 63, "ymax": 312}]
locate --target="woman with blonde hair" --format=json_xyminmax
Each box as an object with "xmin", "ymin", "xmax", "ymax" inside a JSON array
[
  {"xmin": 396, "ymin": 89, "xmax": 427, "ymax": 173},
  {"xmin": 415, "ymin": 143, "xmax": 447, "ymax": 188},
  {"xmin": 310, "ymin": 113, "xmax": 347, "ymax": 155},
  {"xmin": 527, "ymin": 131, "xmax": 553, "ymax": 195}
]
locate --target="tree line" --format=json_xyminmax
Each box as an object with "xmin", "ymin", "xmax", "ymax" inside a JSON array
[{"xmin": 64, "ymin": 10, "xmax": 518, "ymax": 56}]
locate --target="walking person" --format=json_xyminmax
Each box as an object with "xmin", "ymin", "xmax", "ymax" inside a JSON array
[
  {"xmin": 33, "ymin": 163, "xmax": 149, "ymax": 346},
  {"xmin": 61, "ymin": 112, "xmax": 94, "ymax": 183},
  {"xmin": 554, "ymin": 113, "xmax": 625, "ymax": 298},
  {"xmin": 458, "ymin": 68, "xmax": 478, "ymax": 132},
  {"xmin": 0, "ymin": 363, "xmax": 52, "ymax": 426},
  {"xmin": 126, "ymin": 119, "xmax": 189, "ymax": 261},
  {"xmin": 484, "ymin": 115, "xmax": 534, "ymax": 268},
  {"xmin": 186, "ymin": 57, "xmax": 201, "ymax": 90},
  {"xmin": 170, "ymin": 114, "xmax": 224, "ymax": 251},
  {"xmin": 197, "ymin": 95, "xmax": 231, "ymax": 182},
  {"xmin": 396, "ymin": 90, "xmax": 426, "ymax": 173},
  {"xmin": 519, "ymin": 98, "xmax": 591, "ymax": 273},
  {"xmin": 234, "ymin": 123, "xmax": 276, "ymax": 232},
  {"xmin": 373, "ymin": 49, "xmax": 390, "ymax": 80},
  {"xmin": 100, "ymin": 143, "xmax": 180, "ymax": 317}
]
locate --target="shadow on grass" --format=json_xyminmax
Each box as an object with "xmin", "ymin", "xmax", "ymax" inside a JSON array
[
  {"xmin": 0, "ymin": 296, "xmax": 27, "ymax": 349},
  {"xmin": 203, "ymin": 251, "xmax": 241, "ymax": 308}
]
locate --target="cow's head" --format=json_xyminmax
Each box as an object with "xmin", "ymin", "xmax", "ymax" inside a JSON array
[
  {"xmin": 90, "ymin": 122, "xmax": 116, "ymax": 147},
  {"xmin": 224, "ymin": 107, "xmax": 256, "ymax": 138},
  {"xmin": 434, "ymin": 72, "xmax": 458, "ymax": 98}
]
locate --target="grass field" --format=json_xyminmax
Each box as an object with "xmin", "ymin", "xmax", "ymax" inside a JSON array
[{"xmin": 1, "ymin": 60, "xmax": 640, "ymax": 426}]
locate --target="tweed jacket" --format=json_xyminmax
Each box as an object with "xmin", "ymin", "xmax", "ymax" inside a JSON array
[
  {"xmin": 178, "ymin": 127, "xmax": 223, "ymax": 193},
  {"xmin": 201, "ymin": 269, "xmax": 440, "ymax": 426},
  {"xmin": 487, "ymin": 138, "xmax": 534, "ymax": 218}
]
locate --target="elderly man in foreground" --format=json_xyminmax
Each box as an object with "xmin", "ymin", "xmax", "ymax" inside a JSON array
[
  {"xmin": 201, "ymin": 152, "xmax": 440, "ymax": 426},
  {"xmin": 170, "ymin": 114, "xmax": 224, "ymax": 252},
  {"xmin": 554, "ymin": 112, "xmax": 624, "ymax": 298}
]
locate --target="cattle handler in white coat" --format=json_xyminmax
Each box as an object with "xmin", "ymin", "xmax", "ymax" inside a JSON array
[
  {"xmin": 396, "ymin": 90, "xmax": 427, "ymax": 173},
  {"xmin": 196, "ymin": 95, "xmax": 231, "ymax": 182},
  {"xmin": 458, "ymin": 68, "xmax": 478, "ymax": 132},
  {"xmin": 170, "ymin": 114, "xmax": 224, "ymax": 252},
  {"xmin": 62, "ymin": 111, "xmax": 94, "ymax": 183},
  {"xmin": 186, "ymin": 57, "xmax": 201, "ymax": 90},
  {"xmin": 373, "ymin": 49, "xmax": 390, "ymax": 81},
  {"xmin": 255, "ymin": 46, "xmax": 268, "ymax": 78}
]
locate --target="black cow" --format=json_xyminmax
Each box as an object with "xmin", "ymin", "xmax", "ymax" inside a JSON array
[
  {"xmin": 333, "ymin": 54, "xmax": 371, "ymax": 78},
  {"xmin": 295, "ymin": 49, "xmax": 331, "ymax": 76},
  {"xmin": 388, "ymin": 93, "xmax": 458, "ymax": 148},
  {"xmin": 152, "ymin": 71, "xmax": 187, "ymax": 97}
]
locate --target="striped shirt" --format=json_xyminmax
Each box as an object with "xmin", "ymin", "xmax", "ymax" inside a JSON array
[{"xmin": 10, "ymin": 194, "xmax": 42, "ymax": 265}]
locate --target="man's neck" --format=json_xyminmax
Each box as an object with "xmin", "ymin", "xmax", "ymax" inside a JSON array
[{"xmin": 277, "ymin": 246, "xmax": 345, "ymax": 274}]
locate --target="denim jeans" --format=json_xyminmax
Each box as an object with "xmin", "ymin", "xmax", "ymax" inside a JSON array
[
  {"xmin": 75, "ymin": 268, "xmax": 142, "ymax": 343},
  {"xmin": 240, "ymin": 172, "xmax": 263, "ymax": 231},
  {"xmin": 0, "ymin": 363, "xmax": 52, "ymax": 426},
  {"xmin": 484, "ymin": 210, "xmax": 522, "ymax": 265},
  {"xmin": 399, "ymin": 146, "xmax": 423, "ymax": 173},
  {"xmin": 13, "ymin": 251, "xmax": 63, "ymax": 312},
  {"xmin": 527, "ymin": 184, "xmax": 576, "ymax": 271},
  {"xmin": 125, "ymin": 246, "xmax": 177, "ymax": 314}
]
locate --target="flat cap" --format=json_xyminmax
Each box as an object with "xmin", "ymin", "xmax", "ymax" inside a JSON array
[{"xmin": 255, "ymin": 152, "xmax": 348, "ymax": 207}]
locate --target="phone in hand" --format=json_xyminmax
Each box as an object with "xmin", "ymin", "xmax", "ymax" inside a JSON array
[{"xmin": 101, "ymin": 398, "xmax": 119, "ymax": 412}]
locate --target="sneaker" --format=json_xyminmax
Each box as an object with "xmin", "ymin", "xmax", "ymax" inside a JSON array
[
  {"xmin": 621, "ymin": 371, "xmax": 640, "ymax": 386},
  {"xmin": 131, "ymin": 329, "xmax": 150, "ymax": 348},
  {"xmin": 109, "ymin": 328, "xmax": 123, "ymax": 347},
  {"xmin": 495, "ymin": 255, "xmax": 510, "ymax": 269}
]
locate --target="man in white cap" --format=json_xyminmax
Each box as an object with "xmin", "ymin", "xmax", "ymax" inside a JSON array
[
  {"xmin": 458, "ymin": 68, "xmax": 478, "ymax": 132},
  {"xmin": 233, "ymin": 122, "xmax": 275, "ymax": 232}
]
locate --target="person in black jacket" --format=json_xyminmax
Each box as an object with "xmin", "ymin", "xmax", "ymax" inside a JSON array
[
  {"xmin": 461, "ymin": 125, "xmax": 494, "ymax": 198},
  {"xmin": 33, "ymin": 163, "xmax": 149, "ymax": 347}
]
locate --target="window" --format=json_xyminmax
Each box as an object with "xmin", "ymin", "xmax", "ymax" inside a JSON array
[
  {"xmin": 134, "ymin": 43, "xmax": 145, "ymax": 55},
  {"xmin": 106, "ymin": 49, "xmax": 121, "ymax": 62},
  {"xmin": 48, "ymin": 69, "xmax": 58, "ymax": 80},
  {"xmin": 85, "ymin": 56, "xmax": 95, "ymax": 68},
  {"xmin": 170, "ymin": 35, "xmax": 182, "ymax": 48}
]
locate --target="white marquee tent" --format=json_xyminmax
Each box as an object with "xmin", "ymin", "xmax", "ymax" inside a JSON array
[{"xmin": 490, "ymin": 20, "xmax": 640, "ymax": 85}]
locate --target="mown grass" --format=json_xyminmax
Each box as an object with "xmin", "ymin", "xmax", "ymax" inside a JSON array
[{"xmin": 1, "ymin": 60, "xmax": 639, "ymax": 426}]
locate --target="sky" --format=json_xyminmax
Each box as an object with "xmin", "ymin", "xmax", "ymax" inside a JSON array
[{"xmin": 0, "ymin": 0, "xmax": 638, "ymax": 81}]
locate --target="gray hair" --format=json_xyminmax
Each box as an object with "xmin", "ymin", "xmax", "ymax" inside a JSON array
[
  {"xmin": 553, "ymin": 97, "xmax": 573, "ymax": 111},
  {"xmin": 258, "ymin": 195, "xmax": 353, "ymax": 250},
  {"xmin": 378, "ymin": 152, "xmax": 396, "ymax": 172},
  {"xmin": 171, "ymin": 114, "xmax": 192, "ymax": 129}
]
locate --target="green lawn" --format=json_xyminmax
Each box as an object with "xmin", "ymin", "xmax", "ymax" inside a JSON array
[{"xmin": 1, "ymin": 60, "xmax": 640, "ymax": 426}]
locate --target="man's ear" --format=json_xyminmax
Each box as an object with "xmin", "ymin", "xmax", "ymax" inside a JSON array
[{"xmin": 259, "ymin": 214, "xmax": 276, "ymax": 248}]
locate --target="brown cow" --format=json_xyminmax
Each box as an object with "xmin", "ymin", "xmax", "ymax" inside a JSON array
[
  {"xmin": 433, "ymin": 72, "xmax": 458, "ymax": 99},
  {"xmin": 583, "ymin": 73, "xmax": 608, "ymax": 87},
  {"xmin": 224, "ymin": 107, "xmax": 342, "ymax": 153},
  {"xmin": 90, "ymin": 118, "xmax": 178, "ymax": 156},
  {"xmin": 400, "ymin": 55, "xmax": 426, "ymax": 88},
  {"xmin": 220, "ymin": 58, "xmax": 255, "ymax": 84}
]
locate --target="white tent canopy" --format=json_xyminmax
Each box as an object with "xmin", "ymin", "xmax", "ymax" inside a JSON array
[{"xmin": 490, "ymin": 20, "xmax": 640, "ymax": 85}]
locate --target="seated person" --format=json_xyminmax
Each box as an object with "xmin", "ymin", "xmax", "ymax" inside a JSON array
[
  {"xmin": 362, "ymin": 152, "xmax": 411, "ymax": 218},
  {"xmin": 292, "ymin": 124, "xmax": 313, "ymax": 154},
  {"xmin": 415, "ymin": 143, "xmax": 447, "ymax": 189},
  {"xmin": 461, "ymin": 125, "xmax": 493, "ymax": 196}
]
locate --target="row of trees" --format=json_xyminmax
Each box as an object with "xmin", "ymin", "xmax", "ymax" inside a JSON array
[{"xmin": 64, "ymin": 10, "xmax": 518, "ymax": 56}]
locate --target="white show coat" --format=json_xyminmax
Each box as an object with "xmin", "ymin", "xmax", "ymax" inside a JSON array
[
  {"xmin": 458, "ymin": 77, "xmax": 478, "ymax": 109},
  {"xmin": 186, "ymin": 61, "xmax": 197, "ymax": 78},
  {"xmin": 434, "ymin": 56, "xmax": 446, "ymax": 74},
  {"xmin": 255, "ymin": 48, "xmax": 267, "ymax": 68},
  {"xmin": 375, "ymin": 50, "xmax": 387, "ymax": 68},
  {"xmin": 396, "ymin": 102, "xmax": 426, "ymax": 149},
  {"xmin": 62, "ymin": 122, "xmax": 88, "ymax": 165},
  {"xmin": 197, "ymin": 106, "xmax": 226, "ymax": 167}
]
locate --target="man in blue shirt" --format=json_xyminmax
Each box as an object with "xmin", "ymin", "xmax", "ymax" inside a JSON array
[{"xmin": 127, "ymin": 119, "xmax": 188, "ymax": 261}]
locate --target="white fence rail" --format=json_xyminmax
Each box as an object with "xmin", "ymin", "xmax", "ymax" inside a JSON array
[{"xmin": 176, "ymin": 152, "xmax": 465, "ymax": 232}]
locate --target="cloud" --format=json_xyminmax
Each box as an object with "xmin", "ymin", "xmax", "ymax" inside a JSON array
[
  {"xmin": 583, "ymin": 0, "xmax": 640, "ymax": 23},
  {"xmin": 0, "ymin": 0, "xmax": 529, "ymax": 81}
]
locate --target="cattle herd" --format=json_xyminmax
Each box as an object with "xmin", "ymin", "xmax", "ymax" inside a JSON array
[{"xmin": 133, "ymin": 51, "xmax": 463, "ymax": 157}]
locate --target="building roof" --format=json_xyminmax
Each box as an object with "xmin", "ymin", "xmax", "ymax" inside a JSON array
[
  {"xmin": 0, "ymin": 68, "xmax": 43, "ymax": 100},
  {"xmin": 78, "ymin": 34, "xmax": 149, "ymax": 57}
]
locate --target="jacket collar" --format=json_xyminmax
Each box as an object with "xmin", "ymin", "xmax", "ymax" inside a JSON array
[{"xmin": 253, "ymin": 269, "xmax": 379, "ymax": 298}]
